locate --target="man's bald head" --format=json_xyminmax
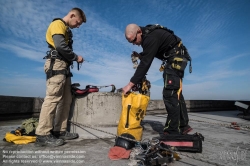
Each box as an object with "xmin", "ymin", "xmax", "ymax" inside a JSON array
[
  {"xmin": 125, "ymin": 23, "xmax": 142, "ymax": 45},
  {"xmin": 125, "ymin": 24, "xmax": 139, "ymax": 38}
]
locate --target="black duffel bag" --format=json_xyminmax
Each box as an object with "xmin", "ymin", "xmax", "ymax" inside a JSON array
[{"xmin": 157, "ymin": 132, "xmax": 204, "ymax": 153}]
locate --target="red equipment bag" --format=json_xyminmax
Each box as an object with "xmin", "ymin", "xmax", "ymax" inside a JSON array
[
  {"xmin": 71, "ymin": 83, "xmax": 99, "ymax": 96},
  {"xmin": 158, "ymin": 132, "xmax": 204, "ymax": 153}
]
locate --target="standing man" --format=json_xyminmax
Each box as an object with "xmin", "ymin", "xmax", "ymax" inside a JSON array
[
  {"xmin": 35, "ymin": 8, "xmax": 86, "ymax": 146},
  {"xmin": 122, "ymin": 24, "xmax": 192, "ymax": 135}
]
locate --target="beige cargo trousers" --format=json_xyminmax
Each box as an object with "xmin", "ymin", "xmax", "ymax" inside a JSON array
[{"xmin": 36, "ymin": 59, "xmax": 72, "ymax": 135}]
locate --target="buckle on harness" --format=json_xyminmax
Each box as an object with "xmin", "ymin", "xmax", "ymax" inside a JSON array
[
  {"xmin": 43, "ymin": 50, "xmax": 60, "ymax": 60},
  {"xmin": 50, "ymin": 50, "xmax": 58, "ymax": 58}
]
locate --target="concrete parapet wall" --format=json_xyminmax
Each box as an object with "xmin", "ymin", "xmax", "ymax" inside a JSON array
[
  {"xmin": 185, "ymin": 100, "xmax": 236, "ymax": 112},
  {"xmin": 69, "ymin": 92, "xmax": 122, "ymax": 136},
  {"xmin": 147, "ymin": 100, "xmax": 165, "ymax": 110},
  {"xmin": 70, "ymin": 92, "xmax": 122, "ymax": 126},
  {"xmin": 0, "ymin": 95, "xmax": 42, "ymax": 120},
  {"xmin": 1, "ymin": 94, "xmax": 250, "ymax": 121},
  {"xmin": 188, "ymin": 100, "xmax": 250, "ymax": 112},
  {"xmin": 147, "ymin": 100, "xmax": 250, "ymax": 112}
]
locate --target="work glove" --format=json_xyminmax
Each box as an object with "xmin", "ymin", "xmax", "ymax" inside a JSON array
[
  {"xmin": 132, "ymin": 51, "xmax": 142, "ymax": 59},
  {"xmin": 131, "ymin": 51, "xmax": 142, "ymax": 69}
]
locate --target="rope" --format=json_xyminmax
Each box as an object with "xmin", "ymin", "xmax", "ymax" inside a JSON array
[
  {"xmin": 189, "ymin": 118, "xmax": 250, "ymax": 131},
  {"xmin": 189, "ymin": 113, "xmax": 250, "ymax": 129},
  {"xmin": 178, "ymin": 152, "xmax": 225, "ymax": 166},
  {"xmin": 69, "ymin": 120, "xmax": 140, "ymax": 143},
  {"xmin": 154, "ymin": 114, "xmax": 250, "ymax": 131}
]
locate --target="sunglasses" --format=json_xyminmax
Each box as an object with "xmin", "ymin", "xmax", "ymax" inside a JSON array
[{"xmin": 130, "ymin": 32, "xmax": 138, "ymax": 43}]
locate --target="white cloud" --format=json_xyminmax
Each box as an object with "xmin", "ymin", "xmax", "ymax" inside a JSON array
[
  {"xmin": 0, "ymin": 42, "xmax": 45, "ymax": 62},
  {"xmin": 0, "ymin": 0, "xmax": 249, "ymax": 101},
  {"xmin": 210, "ymin": 53, "xmax": 249, "ymax": 68}
]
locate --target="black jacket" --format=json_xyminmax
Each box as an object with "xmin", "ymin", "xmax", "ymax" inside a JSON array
[{"xmin": 130, "ymin": 26, "xmax": 180, "ymax": 84}]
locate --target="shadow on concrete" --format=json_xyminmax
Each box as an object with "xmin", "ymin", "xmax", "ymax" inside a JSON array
[{"xmin": 141, "ymin": 120, "xmax": 165, "ymax": 137}]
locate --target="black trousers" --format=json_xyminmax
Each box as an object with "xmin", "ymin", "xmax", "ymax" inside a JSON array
[{"xmin": 162, "ymin": 69, "xmax": 189, "ymax": 134}]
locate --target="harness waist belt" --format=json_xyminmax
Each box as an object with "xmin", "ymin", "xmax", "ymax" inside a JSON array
[
  {"xmin": 46, "ymin": 69, "xmax": 72, "ymax": 80},
  {"xmin": 163, "ymin": 41, "xmax": 183, "ymax": 60},
  {"xmin": 44, "ymin": 50, "xmax": 73, "ymax": 79},
  {"xmin": 44, "ymin": 50, "xmax": 63, "ymax": 60},
  {"xmin": 44, "ymin": 49, "xmax": 72, "ymax": 65}
]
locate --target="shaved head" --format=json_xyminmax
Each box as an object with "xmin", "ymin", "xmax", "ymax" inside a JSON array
[{"xmin": 125, "ymin": 24, "xmax": 139, "ymax": 38}]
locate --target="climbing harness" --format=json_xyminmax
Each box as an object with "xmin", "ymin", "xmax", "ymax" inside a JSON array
[
  {"xmin": 160, "ymin": 42, "xmax": 192, "ymax": 75},
  {"xmin": 43, "ymin": 50, "xmax": 73, "ymax": 79},
  {"xmin": 43, "ymin": 18, "xmax": 74, "ymax": 80},
  {"xmin": 161, "ymin": 41, "xmax": 192, "ymax": 74}
]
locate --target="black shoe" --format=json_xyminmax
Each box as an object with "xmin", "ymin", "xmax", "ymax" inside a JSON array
[
  {"xmin": 35, "ymin": 134, "xmax": 64, "ymax": 147},
  {"xmin": 180, "ymin": 125, "xmax": 193, "ymax": 135},
  {"xmin": 54, "ymin": 131, "xmax": 79, "ymax": 140},
  {"xmin": 163, "ymin": 127, "xmax": 180, "ymax": 135}
]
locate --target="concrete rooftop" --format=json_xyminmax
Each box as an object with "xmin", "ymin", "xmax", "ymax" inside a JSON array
[{"xmin": 0, "ymin": 110, "xmax": 249, "ymax": 166}]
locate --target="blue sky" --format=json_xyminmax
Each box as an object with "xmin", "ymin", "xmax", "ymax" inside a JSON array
[{"xmin": 0, "ymin": 0, "xmax": 249, "ymax": 100}]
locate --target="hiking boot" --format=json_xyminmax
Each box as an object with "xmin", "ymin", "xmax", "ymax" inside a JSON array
[
  {"xmin": 35, "ymin": 134, "xmax": 64, "ymax": 147},
  {"xmin": 54, "ymin": 131, "xmax": 79, "ymax": 140},
  {"xmin": 180, "ymin": 125, "xmax": 193, "ymax": 135}
]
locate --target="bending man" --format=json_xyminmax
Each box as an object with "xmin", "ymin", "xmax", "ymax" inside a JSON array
[{"xmin": 122, "ymin": 24, "xmax": 192, "ymax": 135}]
